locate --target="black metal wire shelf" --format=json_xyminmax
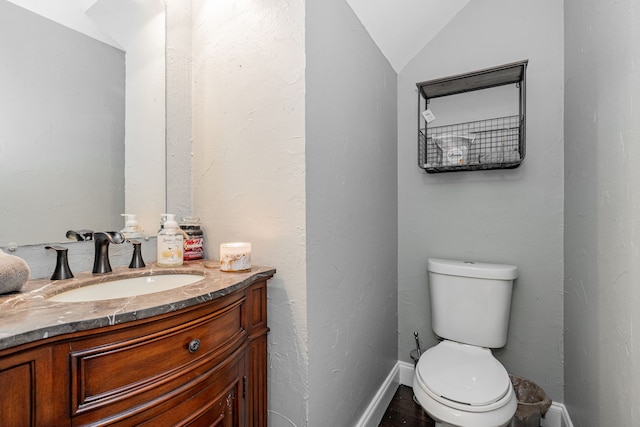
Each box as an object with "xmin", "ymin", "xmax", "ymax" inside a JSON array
[
  {"xmin": 416, "ymin": 60, "xmax": 528, "ymax": 174},
  {"xmin": 419, "ymin": 115, "xmax": 524, "ymax": 173}
]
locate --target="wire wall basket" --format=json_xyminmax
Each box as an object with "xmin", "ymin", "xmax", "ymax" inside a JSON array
[
  {"xmin": 419, "ymin": 115, "xmax": 524, "ymax": 173},
  {"xmin": 416, "ymin": 60, "xmax": 528, "ymax": 174}
]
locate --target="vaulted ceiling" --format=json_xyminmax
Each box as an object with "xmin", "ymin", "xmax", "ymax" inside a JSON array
[
  {"xmin": 345, "ymin": 0, "xmax": 471, "ymax": 72},
  {"xmin": 11, "ymin": 0, "xmax": 471, "ymax": 73}
]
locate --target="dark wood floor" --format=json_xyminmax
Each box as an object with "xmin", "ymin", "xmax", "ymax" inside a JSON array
[{"xmin": 379, "ymin": 385, "xmax": 435, "ymax": 427}]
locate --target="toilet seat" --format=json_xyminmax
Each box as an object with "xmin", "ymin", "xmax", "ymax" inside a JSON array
[{"xmin": 415, "ymin": 340, "xmax": 512, "ymax": 412}]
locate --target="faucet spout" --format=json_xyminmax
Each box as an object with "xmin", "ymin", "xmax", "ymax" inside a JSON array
[
  {"xmin": 66, "ymin": 229, "xmax": 94, "ymax": 241},
  {"xmin": 92, "ymin": 231, "xmax": 125, "ymax": 274}
]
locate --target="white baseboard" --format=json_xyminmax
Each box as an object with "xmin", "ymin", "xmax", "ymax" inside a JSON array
[
  {"xmin": 398, "ymin": 360, "xmax": 415, "ymax": 386},
  {"xmin": 354, "ymin": 362, "xmax": 400, "ymax": 427},
  {"xmin": 549, "ymin": 402, "xmax": 575, "ymax": 427},
  {"xmin": 540, "ymin": 402, "xmax": 574, "ymax": 427}
]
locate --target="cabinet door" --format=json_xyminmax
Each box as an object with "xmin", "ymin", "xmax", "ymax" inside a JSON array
[
  {"xmin": 134, "ymin": 353, "xmax": 245, "ymax": 427},
  {"xmin": 182, "ymin": 381, "xmax": 240, "ymax": 427},
  {"xmin": 0, "ymin": 347, "xmax": 60, "ymax": 426}
]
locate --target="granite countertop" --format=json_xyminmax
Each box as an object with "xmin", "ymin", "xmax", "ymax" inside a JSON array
[{"xmin": 0, "ymin": 260, "xmax": 276, "ymax": 352}]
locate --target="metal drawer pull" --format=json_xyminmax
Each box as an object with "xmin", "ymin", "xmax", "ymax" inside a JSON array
[{"xmin": 188, "ymin": 339, "xmax": 201, "ymax": 353}]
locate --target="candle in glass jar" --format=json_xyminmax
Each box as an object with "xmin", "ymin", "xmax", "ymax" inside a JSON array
[{"xmin": 220, "ymin": 242, "xmax": 251, "ymax": 272}]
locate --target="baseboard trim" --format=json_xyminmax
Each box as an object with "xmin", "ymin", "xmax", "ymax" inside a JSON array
[
  {"xmin": 541, "ymin": 402, "xmax": 574, "ymax": 427},
  {"xmin": 398, "ymin": 360, "xmax": 414, "ymax": 386},
  {"xmin": 397, "ymin": 360, "xmax": 574, "ymax": 427},
  {"xmin": 354, "ymin": 362, "xmax": 400, "ymax": 427}
]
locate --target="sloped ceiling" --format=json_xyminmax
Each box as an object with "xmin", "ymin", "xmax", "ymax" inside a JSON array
[
  {"xmin": 7, "ymin": 0, "xmax": 119, "ymax": 47},
  {"xmin": 345, "ymin": 0, "xmax": 471, "ymax": 72},
  {"xmin": 12, "ymin": 0, "xmax": 470, "ymax": 72}
]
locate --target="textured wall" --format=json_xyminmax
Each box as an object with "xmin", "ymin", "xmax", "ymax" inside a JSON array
[
  {"xmin": 306, "ymin": 0, "xmax": 398, "ymax": 425},
  {"xmin": 397, "ymin": 0, "xmax": 565, "ymax": 401},
  {"xmin": 190, "ymin": 1, "xmax": 308, "ymax": 425},
  {"xmin": 564, "ymin": 1, "xmax": 640, "ymax": 425}
]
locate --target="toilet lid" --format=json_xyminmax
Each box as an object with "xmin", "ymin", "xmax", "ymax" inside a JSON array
[{"xmin": 416, "ymin": 341, "xmax": 511, "ymax": 407}]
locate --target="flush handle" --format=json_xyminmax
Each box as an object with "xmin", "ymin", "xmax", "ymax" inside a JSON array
[{"xmin": 188, "ymin": 339, "xmax": 201, "ymax": 353}]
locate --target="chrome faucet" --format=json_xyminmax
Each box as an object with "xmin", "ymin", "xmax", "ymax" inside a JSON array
[{"xmin": 92, "ymin": 231, "xmax": 125, "ymax": 274}]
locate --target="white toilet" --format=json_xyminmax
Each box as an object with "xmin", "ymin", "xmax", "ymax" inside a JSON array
[{"xmin": 413, "ymin": 258, "xmax": 518, "ymax": 427}]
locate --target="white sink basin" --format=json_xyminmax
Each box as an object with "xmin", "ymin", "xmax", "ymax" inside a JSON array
[{"xmin": 48, "ymin": 274, "xmax": 204, "ymax": 302}]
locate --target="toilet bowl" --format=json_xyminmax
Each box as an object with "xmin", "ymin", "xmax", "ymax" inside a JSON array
[
  {"xmin": 412, "ymin": 258, "xmax": 518, "ymax": 427},
  {"xmin": 413, "ymin": 340, "xmax": 517, "ymax": 427}
]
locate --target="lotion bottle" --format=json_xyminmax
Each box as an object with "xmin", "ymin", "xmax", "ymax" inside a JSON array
[{"xmin": 156, "ymin": 214, "xmax": 183, "ymax": 267}]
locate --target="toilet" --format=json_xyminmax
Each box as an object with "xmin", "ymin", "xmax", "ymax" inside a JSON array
[{"xmin": 412, "ymin": 258, "xmax": 518, "ymax": 427}]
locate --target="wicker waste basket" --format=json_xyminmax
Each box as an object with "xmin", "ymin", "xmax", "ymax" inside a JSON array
[{"xmin": 509, "ymin": 374, "xmax": 552, "ymax": 427}]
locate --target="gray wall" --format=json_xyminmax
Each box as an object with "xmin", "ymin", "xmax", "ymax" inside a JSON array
[
  {"xmin": 306, "ymin": 0, "xmax": 398, "ymax": 425},
  {"xmin": 564, "ymin": 1, "xmax": 640, "ymax": 425},
  {"xmin": 398, "ymin": 0, "xmax": 565, "ymax": 401}
]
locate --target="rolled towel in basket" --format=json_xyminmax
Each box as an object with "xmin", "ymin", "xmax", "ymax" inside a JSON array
[{"xmin": 0, "ymin": 249, "xmax": 30, "ymax": 294}]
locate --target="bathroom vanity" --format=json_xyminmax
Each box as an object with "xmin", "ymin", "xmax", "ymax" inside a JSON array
[{"xmin": 0, "ymin": 262, "xmax": 275, "ymax": 426}]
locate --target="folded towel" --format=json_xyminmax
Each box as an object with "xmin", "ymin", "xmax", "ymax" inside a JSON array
[{"xmin": 0, "ymin": 249, "xmax": 30, "ymax": 294}]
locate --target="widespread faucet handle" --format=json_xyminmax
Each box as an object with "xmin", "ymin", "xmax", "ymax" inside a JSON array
[
  {"xmin": 45, "ymin": 245, "xmax": 74, "ymax": 280},
  {"xmin": 128, "ymin": 240, "xmax": 146, "ymax": 269}
]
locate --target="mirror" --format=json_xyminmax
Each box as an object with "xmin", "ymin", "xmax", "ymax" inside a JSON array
[{"xmin": 0, "ymin": 0, "xmax": 166, "ymax": 246}]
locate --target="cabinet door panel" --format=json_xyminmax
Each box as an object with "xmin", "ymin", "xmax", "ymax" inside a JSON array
[
  {"xmin": 179, "ymin": 385, "xmax": 238, "ymax": 427},
  {"xmin": 0, "ymin": 361, "xmax": 33, "ymax": 426},
  {"xmin": 0, "ymin": 347, "xmax": 59, "ymax": 426}
]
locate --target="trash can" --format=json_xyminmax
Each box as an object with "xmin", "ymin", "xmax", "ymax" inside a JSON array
[{"xmin": 509, "ymin": 374, "xmax": 552, "ymax": 427}]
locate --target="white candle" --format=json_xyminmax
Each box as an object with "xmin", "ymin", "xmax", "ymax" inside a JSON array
[{"xmin": 220, "ymin": 242, "xmax": 252, "ymax": 272}]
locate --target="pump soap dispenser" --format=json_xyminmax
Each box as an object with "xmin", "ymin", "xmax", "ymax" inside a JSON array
[
  {"xmin": 157, "ymin": 214, "xmax": 183, "ymax": 267},
  {"xmin": 120, "ymin": 214, "xmax": 144, "ymax": 239}
]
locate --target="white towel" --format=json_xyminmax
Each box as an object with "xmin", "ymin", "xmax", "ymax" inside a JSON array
[{"xmin": 0, "ymin": 249, "xmax": 30, "ymax": 294}]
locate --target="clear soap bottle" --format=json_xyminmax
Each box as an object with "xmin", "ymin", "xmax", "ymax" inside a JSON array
[
  {"xmin": 156, "ymin": 214, "xmax": 183, "ymax": 267},
  {"xmin": 120, "ymin": 213, "xmax": 144, "ymax": 239}
]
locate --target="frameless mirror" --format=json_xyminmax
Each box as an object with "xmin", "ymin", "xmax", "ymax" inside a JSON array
[{"xmin": 0, "ymin": 0, "xmax": 165, "ymax": 246}]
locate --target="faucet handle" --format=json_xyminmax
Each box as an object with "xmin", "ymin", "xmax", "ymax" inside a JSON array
[
  {"xmin": 128, "ymin": 240, "xmax": 146, "ymax": 269},
  {"xmin": 45, "ymin": 246, "xmax": 74, "ymax": 280}
]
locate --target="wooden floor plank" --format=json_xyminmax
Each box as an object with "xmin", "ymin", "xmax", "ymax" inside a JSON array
[{"xmin": 379, "ymin": 385, "xmax": 435, "ymax": 427}]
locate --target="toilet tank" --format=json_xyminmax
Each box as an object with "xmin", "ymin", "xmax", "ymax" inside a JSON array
[{"xmin": 428, "ymin": 258, "xmax": 517, "ymax": 348}]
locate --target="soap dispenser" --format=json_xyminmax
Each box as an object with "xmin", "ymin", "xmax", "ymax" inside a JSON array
[
  {"xmin": 120, "ymin": 214, "xmax": 144, "ymax": 239},
  {"xmin": 156, "ymin": 214, "xmax": 183, "ymax": 267}
]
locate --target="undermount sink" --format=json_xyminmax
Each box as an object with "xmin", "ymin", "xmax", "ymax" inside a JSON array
[{"xmin": 48, "ymin": 274, "xmax": 205, "ymax": 303}]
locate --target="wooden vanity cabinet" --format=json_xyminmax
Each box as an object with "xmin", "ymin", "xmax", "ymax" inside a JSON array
[{"xmin": 0, "ymin": 279, "xmax": 269, "ymax": 427}]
